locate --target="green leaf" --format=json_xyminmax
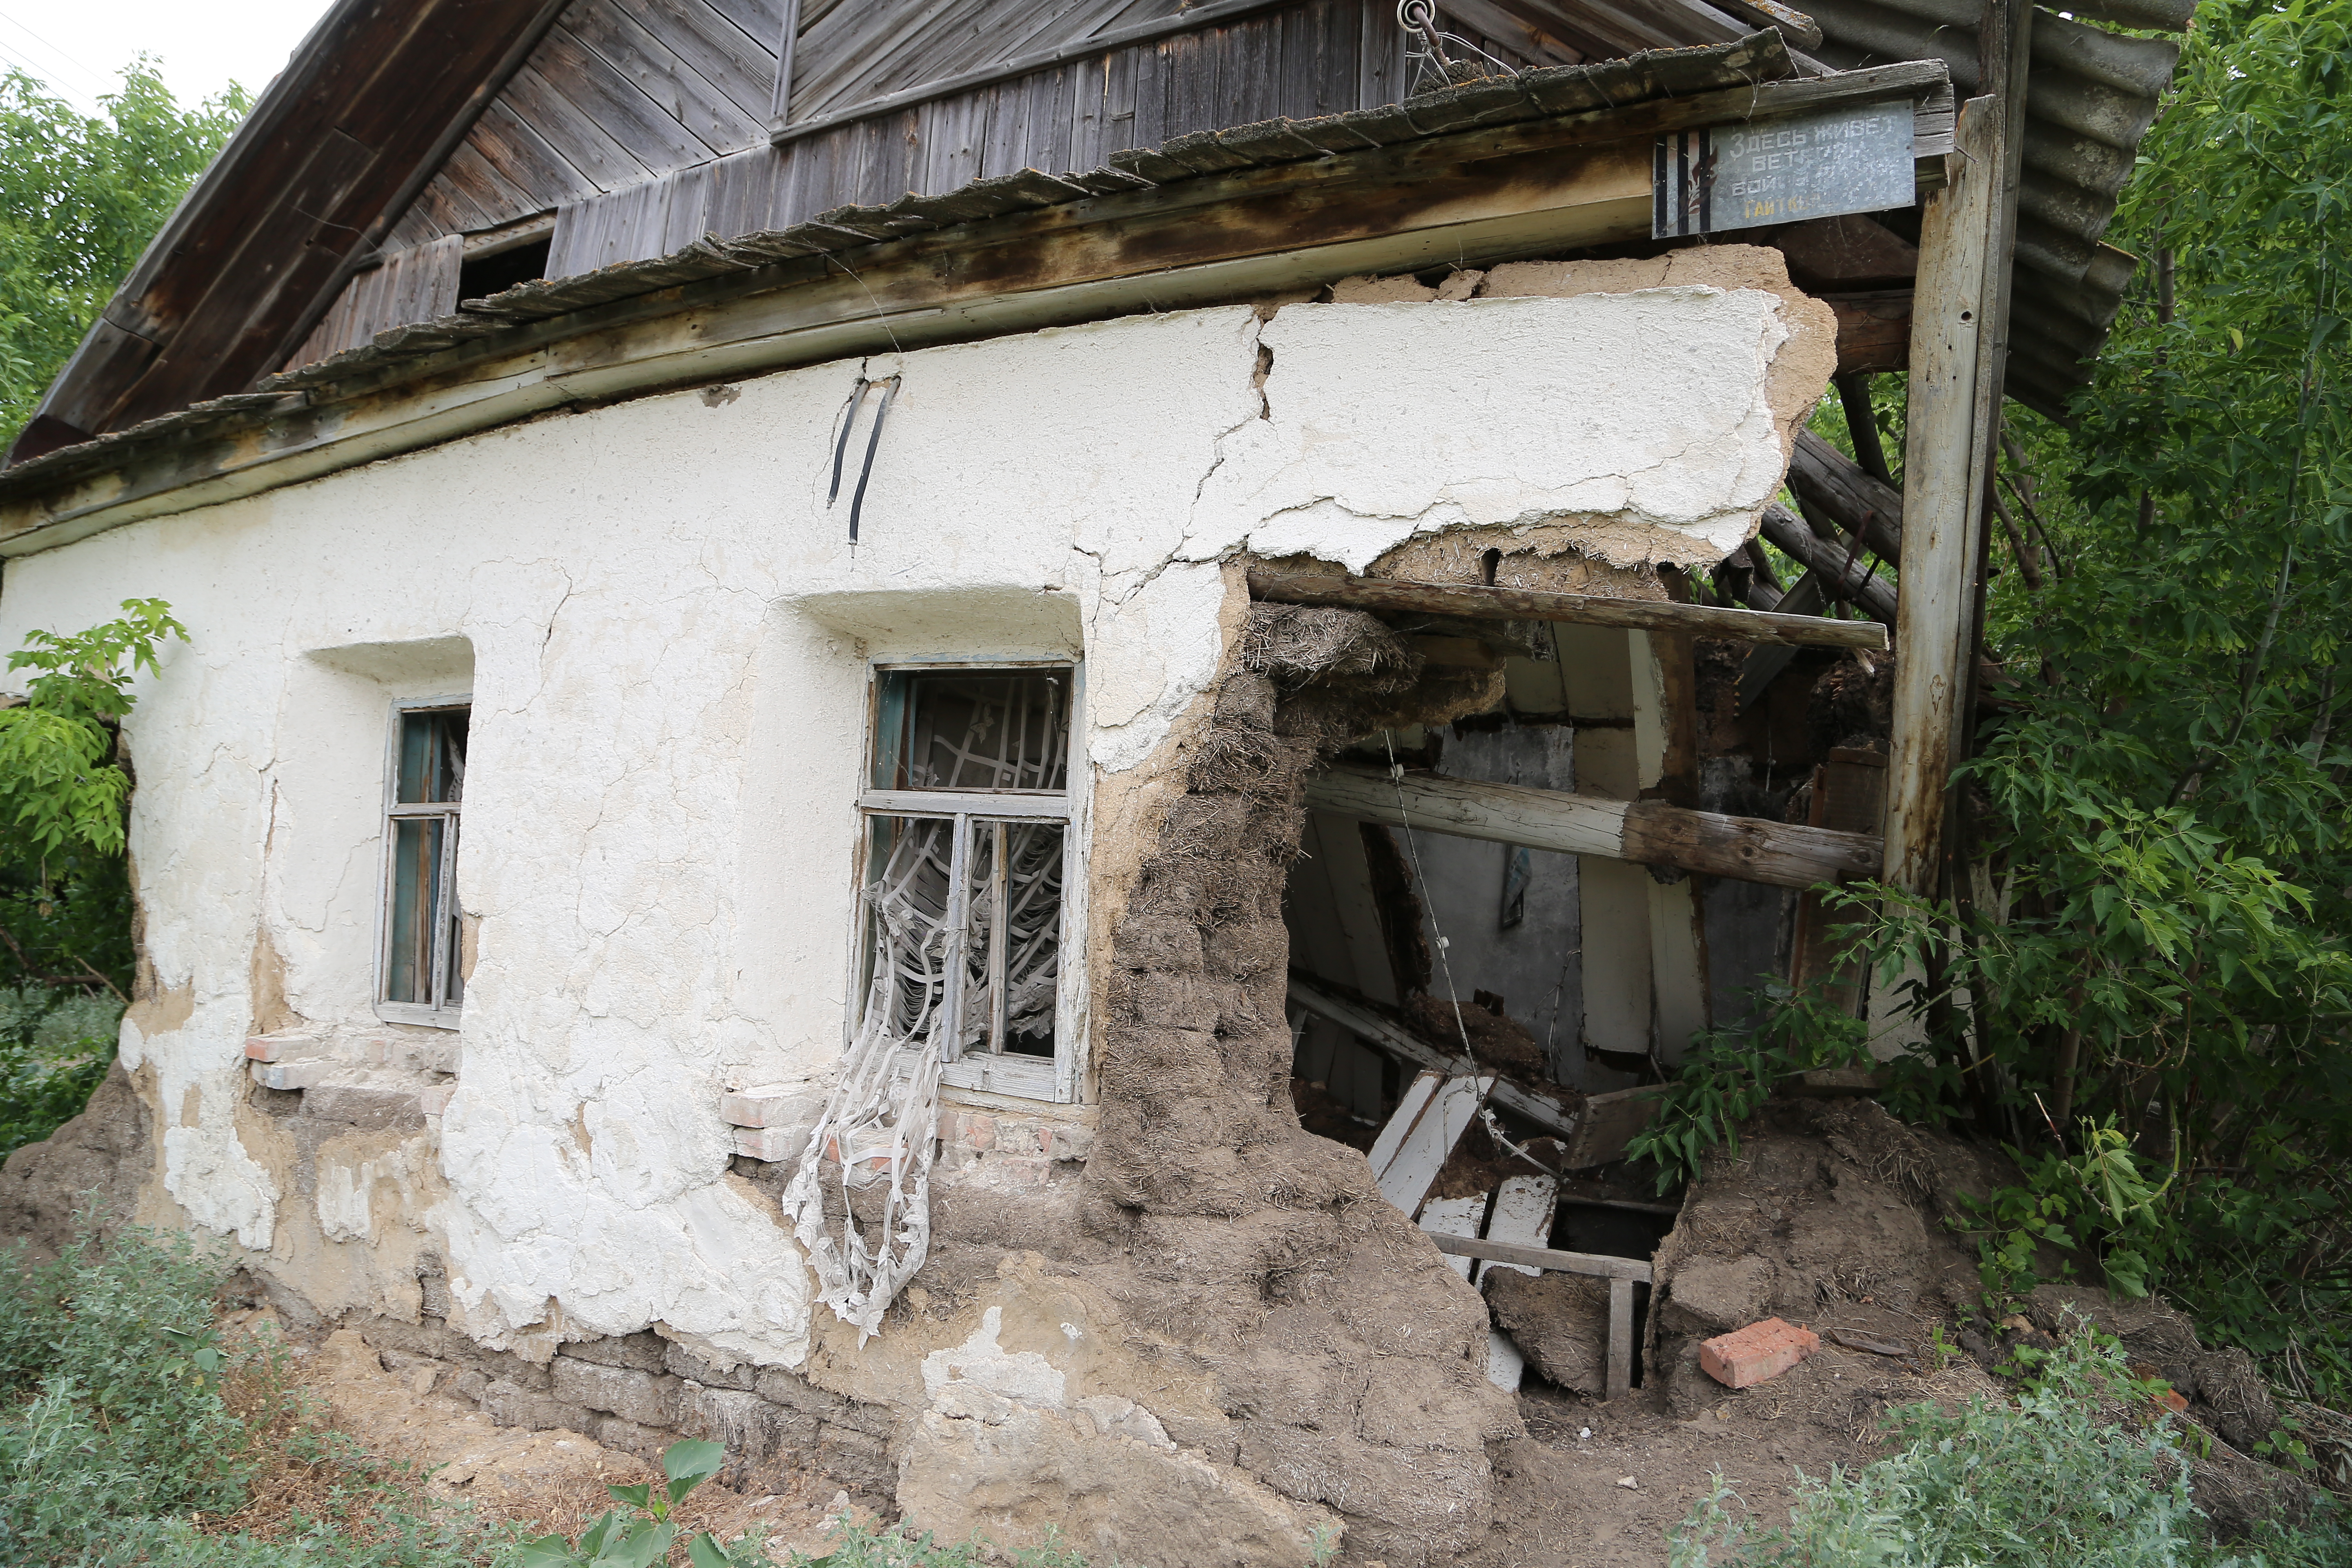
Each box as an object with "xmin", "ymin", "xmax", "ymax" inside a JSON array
[
  {"xmin": 662, "ymin": 1437, "xmax": 727, "ymax": 1502},
  {"xmin": 687, "ymin": 1532, "xmax": 733, "ymax": 1568},
  {"xmin": 608, "ymin": 1482, "xmax": 651, "ymax": 1509}
]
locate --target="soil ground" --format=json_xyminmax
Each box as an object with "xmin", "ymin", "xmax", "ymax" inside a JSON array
[{"xmin": 1461, "ymin": 1335, "xmax": 2007, "ymax": 1568}]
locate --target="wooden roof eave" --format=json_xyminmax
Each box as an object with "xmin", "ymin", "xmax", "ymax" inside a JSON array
[{"xmin": 0, "ymin": 57, "xmax": 1950, "ymax": 559}]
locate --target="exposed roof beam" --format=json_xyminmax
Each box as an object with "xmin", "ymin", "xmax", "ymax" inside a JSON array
[
  {"xmin": 1305, "ymin": 764, "xmax": 1880, "ymax": 889},
  {"xmin": 1247, "ymin": 566, "xmax": 1888, "ymax": 650}
]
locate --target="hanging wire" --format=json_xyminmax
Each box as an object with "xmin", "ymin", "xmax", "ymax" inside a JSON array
[
  {"xmin": 1379, "ymin": 731, "xmax": 1554, "ymax": 1176},
  {"xmin": 1396, "ymin": 0, "xmax": 1511, "ymax": 95}
]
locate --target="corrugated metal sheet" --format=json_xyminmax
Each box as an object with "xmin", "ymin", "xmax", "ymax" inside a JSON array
[{"xmin": 1806, "ymin": 0, "xmax": 2185, "ymax": 416}]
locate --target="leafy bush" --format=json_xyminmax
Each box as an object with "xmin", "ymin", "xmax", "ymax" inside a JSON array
[
  {"xmin": 0, "ymin": 1217, "xmax": 505, "ymax": 1565},
  {"xmin": 0, "ymin": 984, "xmax": 117, "ymax": 1154},
  {"xmin": 1668, "ymin": 1331, "xmax": 2349, "ymax": 1567},
  {"xmin": 1622, "ymin": 978, "xmax": 1947, "ymax": 1192}
]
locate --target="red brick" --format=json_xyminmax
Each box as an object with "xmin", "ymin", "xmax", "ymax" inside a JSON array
[{"xmin": 1699, "ymin": 1318, "xmax": 1820, "ymax": 1389}]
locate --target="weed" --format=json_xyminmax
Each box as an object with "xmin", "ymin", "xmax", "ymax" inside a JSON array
[{"xmin": 1667, "ymin": 1329, "xmax": 2348, "ymax": 1567}]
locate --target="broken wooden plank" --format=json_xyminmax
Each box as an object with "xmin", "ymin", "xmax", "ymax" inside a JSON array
[
  {"xmin": 1368, "ymin": 1070, "xmax": 1492, "ymax": 1213},
  {"xmin": 1608, "ymin": 1276, "xmax": 1636, "ymax": 1399},
  {"xmin": 1287, "ymin": 973, "xmax": 1577, "ymax": 1139},
  {"xmin": 1482, "ymin": 1174, "xmax": 1559, "ymax": 1284},
  {"xmin": 1247, "ymin": 568, "xmax": 1889, "ymax": 652},
  {"xmin": 1423, "ymin": 1232, "xmax": 1653, "ymax": 1283},
  {"xmin": 1305, "ymin": 766, "xmax": 1882, "ymax": 891},
  {"xmin": 1418, "ymin": 1193, "xmax": 1488, "ymax": 1281}
]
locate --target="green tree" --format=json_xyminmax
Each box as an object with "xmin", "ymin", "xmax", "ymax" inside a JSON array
[
  {"xmin": 0, "ymin": 62, "xmax": 247, "ymax": 437},
  {"xmin": 1857, "ymin": 0, "xmax": 2352, "ymax": 1401}
]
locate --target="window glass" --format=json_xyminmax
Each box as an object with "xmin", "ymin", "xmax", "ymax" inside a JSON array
[{"xmin": 383, "ymin": 705, "xmax": 468, "ymax": 1020}]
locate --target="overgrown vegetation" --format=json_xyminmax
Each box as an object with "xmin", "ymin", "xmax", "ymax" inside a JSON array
[
  {"xmin": 1, "ymin": 64, "xmax": 247, "ymax": 436},
  {"xmin": 0, "ymin": 1218, "xmax": 512, "ymax": 1565},
  {"xmin": 1668, "ymin": 1331, "xmax": 2348, "ymax": 1567},
  {"xmin": 1647, "ymin": 0, "xmax": 2352, "ymax": 1417},
  {"xmin": 0, "ymin": 599, "xmax": 185, "ymax": 1158}
]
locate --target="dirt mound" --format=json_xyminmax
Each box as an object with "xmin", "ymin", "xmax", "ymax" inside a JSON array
[
  {"xmin": 1486, "ymin": 1272, "xmax": 1610, "ymax": 1393},
  {"xmin": 1403, "ymin": 993, "xmax": 1548, "ymax": 1080},
  {"xmin": 0, "ymin": 1061, "xmax": 149, "ymax": 1259}
]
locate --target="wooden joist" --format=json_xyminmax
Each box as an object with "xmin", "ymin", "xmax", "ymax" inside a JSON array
[
  {"xmin": 1247, "ymin": 567, "xmax": 1889, "ymax": 652},
  {"xmin": 1304, "ymin": 765, "xmax": 1881, "ymax": 891},
  {"xmin": 1287, "ymin": 973, "xmax": 1577, "ymax": 1138},
  {"xmin": 1424, "ymin": 1231, "xmax": 1652, "ymax": 1283},
  {"xmin": 1757, "ymin": 505, "xmax": 1898, "ymax": 625},
  {"xmin": 1788, "ymin": 430, "xmax": 1905, "ymax": 562}
]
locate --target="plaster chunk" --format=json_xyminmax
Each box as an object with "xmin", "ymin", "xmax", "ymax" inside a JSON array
[
  {"xmin": 921, "ymin": 1305, "xmax": 1068, "ymax": 1409},
  {"xmin": 1187, "ymin": 291, "xmax": 1807, "ymax": 572}
]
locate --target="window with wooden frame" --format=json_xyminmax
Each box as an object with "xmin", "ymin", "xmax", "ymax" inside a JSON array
[
  {"xmin": 378, "ymin": 702, "xmax": 468, "ymax": 1027},
  {"xmin": 855, "ymin": 665, "xmax": 1074, "ymax": 1100}
]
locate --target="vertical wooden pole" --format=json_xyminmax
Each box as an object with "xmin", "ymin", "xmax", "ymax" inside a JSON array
[
  {"xmin": 1880, "ymin": 96, "xmax": 2002, "ymax": 897},
  {"xmin": 1606, "ymin": 1276, "xmax": 1636, "ymax": 1399},
  {"xmin": 771, "ymin": 0, "xmax": 802, "ymax": 126}
]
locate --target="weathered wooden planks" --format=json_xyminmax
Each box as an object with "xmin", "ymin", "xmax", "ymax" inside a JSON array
[
  {"xmin": 1287, "ymin": 974, "xmax": 1577, "ymax": 1137},
  {"xmin": 1247, "ymin": 567, "xmax": 1890, "ymax": 651},
  {"xmin": 1423, "ymin": 1232, "xmax": 1652, "ymax": 1283},
  {"xmin": 284, "ymin": 236, "xmax": 465, "ymax": 368},
  {"xmin": 9, "ymin": 0, "xmax": 574, "ymax": 460},
  {"xmin": 1305, "ymin": 764, "xmax": 1884, "ymax": 890}
]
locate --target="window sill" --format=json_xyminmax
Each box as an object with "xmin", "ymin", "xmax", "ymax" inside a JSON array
[
  {"xmin": 939, "ymin": 1052, "xmax": 1064, "ymax": 1103},
  {"xmin": 374, "ymin": 1000, "xmax": 462, "ymax": 1031}
]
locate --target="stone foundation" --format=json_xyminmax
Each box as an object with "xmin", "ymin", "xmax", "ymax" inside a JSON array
[{"xmin": 353, "ymin": 1311, "xmax": 900, "ymax": 1497}]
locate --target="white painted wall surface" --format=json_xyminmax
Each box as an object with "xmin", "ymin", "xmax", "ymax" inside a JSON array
[{"xmin": 0, "ymin": 283, "xmax": 1815, "ymax": 1367}]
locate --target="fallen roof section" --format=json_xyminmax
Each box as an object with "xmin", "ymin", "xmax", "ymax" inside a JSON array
[{"xmin": 1, "ymin": 38, "xmax": 1962, "ymax": 556}]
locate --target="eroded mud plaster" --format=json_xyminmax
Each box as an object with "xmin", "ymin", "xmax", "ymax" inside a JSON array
[{"xmin": 0, "ymin": 248, "xmax": 1833, "ymax": 1559}]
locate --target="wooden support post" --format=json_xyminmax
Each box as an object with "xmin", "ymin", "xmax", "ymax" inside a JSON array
[
  {"xmin": 1633, "ymin": 632, "xmax": 1712, "ymax": 1069},
  {"xmin": 1881, "ymin": 95, "xmax": 2002, "ymax": 896},
  {"xmin": 1608, "ymin": 1276, "xmax": 1637, "ymax": 1399}
]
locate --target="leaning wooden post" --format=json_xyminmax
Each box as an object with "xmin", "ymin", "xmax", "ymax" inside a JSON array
[{"xmin": 1880, "ymin": 95, "xmax": 2004, "ymax": 898}]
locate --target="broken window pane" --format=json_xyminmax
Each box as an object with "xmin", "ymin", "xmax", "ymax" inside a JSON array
[
  {"xmin": 873, "ymin": 669, "xmax": 1070, "ymax": 792},
  {"xmin": 857, "ymin": 668, "xmax": 1070, "ymax": 1069}
]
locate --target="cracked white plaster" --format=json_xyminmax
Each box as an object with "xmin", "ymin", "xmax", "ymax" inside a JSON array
[{"xmin": 1183, "ymin": 290, "xmax": 1801, "ymax": 572}]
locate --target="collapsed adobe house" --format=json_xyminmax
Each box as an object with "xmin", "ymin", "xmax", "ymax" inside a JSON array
[{"xmin": 0, "ymin": 0, "xmax": 2188, "ymax": 1560}]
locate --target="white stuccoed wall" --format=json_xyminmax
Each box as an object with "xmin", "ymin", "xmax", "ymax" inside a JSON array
[{"xmin": 0, "ymin": 283, "xmax": 1814, "ymax": 1368}]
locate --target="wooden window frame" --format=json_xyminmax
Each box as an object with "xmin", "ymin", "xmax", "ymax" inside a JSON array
[
  {"xmin": 374, "ymin": 695, "xmax": 470, "ymax": 1029},
  {"xmin": 851, "ymin": 657, "xmax": 1087, "ymax": 1104}
]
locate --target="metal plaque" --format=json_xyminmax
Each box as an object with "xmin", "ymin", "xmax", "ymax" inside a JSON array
[{"xmin": 1653, "ymin": 101, "xmax": 1916, "ymax": 238}]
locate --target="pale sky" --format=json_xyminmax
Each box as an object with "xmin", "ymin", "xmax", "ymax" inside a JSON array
[{"xmin": 0, "ymin": 0, "xmax": 333, "ymax": 116}]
